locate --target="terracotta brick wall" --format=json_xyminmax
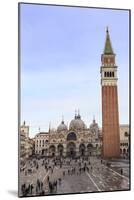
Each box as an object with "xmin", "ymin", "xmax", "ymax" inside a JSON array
[{"xmin": 102, "ymin": 85, "xmax": 120, "ymax": 158}]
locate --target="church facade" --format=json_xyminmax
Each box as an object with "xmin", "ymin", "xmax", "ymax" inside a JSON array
[{"xmin": 34, "ymin": 112, "xmax": 102, "ymax": 158}]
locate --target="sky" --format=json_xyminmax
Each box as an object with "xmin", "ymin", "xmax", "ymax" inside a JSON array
[{"xmin": 20, "ymin": 3, "xmax": 129, "ymax": 137}]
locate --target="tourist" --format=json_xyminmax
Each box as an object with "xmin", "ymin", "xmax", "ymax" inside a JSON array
[
  {"xmin": 58, "ymin": 178, "xmax": 61, "ymax": 185},
  {"xmin": 120, "ymin": 168, "xmax": 123, "ymax": 175},
  {"xmin": 30, "ymin": 184, "xmax": 34, "ymax": 194},
  {"xmin": 47, "ymin": 176, "xmax": 49, "ymax": 182}
]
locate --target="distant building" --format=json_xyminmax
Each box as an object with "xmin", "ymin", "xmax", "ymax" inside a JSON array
[
  {"xmin": 31, "ymin": 118, "xmax": 129, "ymax": 157},
  {"xmin": 34, "ymin": 112, "xmax": 102, "ymax": 158},
  {"xmin": 120, "ymin": 124, "xmax": 130, "ymax": 157},
  {"xmin": 20, "ymin": 121, "xmax": 34, "ymax": 163},
  {"xmin": 35, "ymin": 132, "xmax": 49, "ymax": 156},
  {"xmin": 20, "ymin": 130, "xmax": 26, "ymax": 164},
  {"xmin": 25, "ymin": 137, "xmax": 35, "ymax": 159},
  {"xmin": 21, "ymin": 121, "xmax": 29, "ymax": 138}
]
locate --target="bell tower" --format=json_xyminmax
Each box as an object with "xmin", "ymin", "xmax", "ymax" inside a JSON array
[{"xmin": 101, "ymin": 27, "xmax": 120, "ymax": 158}]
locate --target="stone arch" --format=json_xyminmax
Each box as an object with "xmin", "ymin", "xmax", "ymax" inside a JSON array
[
  {"xmin": 67, "ymin": 142, "xmax": 76, "ymax": 158},
  {"xmin": 42, "ymin": 148, "xmax": 48, "ymax": 156},
  {"xmin": 67, "ymin": 132, "xmax": 77, "ymax": 141},
  {"xmin": 49, "ymin": 145, "xmax": 56, "ymax": 157},
  {"xmin": 57, "ymin": 144, "xmax": 64, "ymax": 156},
  {"xmin": 87, "ymin": 143, "xmax": 93, "ymax": 156},
  {"xmin": 79, "ymin": 143, "xmax": 86, "ymax": 156},
  {"xmin": 123, "ymin": 148, "xmax": 126, "ymax": 154}
]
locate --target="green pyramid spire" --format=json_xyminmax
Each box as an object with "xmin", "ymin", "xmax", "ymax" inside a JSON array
[{"xmin": 104, "ymin": 27, "xmax": 114, "ymax": 54}]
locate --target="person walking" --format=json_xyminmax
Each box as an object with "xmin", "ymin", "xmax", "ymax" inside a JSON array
[
  {"xmin": 58, "ymin": 178, "xmax": 62, "ymax": 185},
  {"xmin": 120, "ymin": 168, "xmax": 123, "ymax": 175},
  {"xmin": 30, "ymin": 184, "xmax": 34, "ymax": 194},
  {"xmin": 41, "ymin": 181, "xmax": 43, "ymax": 190},
  {"xmin": 47, "ymin": 176, "xmax": 49, "ymax": 182},
  {"xmin": 55, "ymin": 180, "xmax": 57, "ymax": 190}
]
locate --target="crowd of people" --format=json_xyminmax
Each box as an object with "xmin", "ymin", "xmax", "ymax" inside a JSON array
[
  {"xmin": 20, "ymin": 156, "xmax": 124, "ymax": 197},
  {"xmin": 21, "ymin": 183, "xmax": 34, "ymax": 196}
]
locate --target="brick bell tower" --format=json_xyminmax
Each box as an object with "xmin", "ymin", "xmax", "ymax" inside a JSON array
[{"xmin": 101, "ymin": 27, "xmax": 120, "ymax": 158}]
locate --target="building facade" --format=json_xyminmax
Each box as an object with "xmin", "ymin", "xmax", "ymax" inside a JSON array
[
  {"xmin": 20, "ymin": 121, "xmax": 34, "ymax": 163},
  {"xmin": 101, "ymin": 27, "xmax": 120, "ymax": 158},
  {"xmin": 34, "ymin": 112, "xmax": 102, "ymax": 158},
  {"xmin": 120, "ymin": 124, "xmax": 130, "ymax": 157},
  {"xmin": 20, "ymin": 120, "xmax": 129, "ymax": 159},
  {"xmin": 20, "ymin": 130, "xmax": 26, "ymax": 164}
]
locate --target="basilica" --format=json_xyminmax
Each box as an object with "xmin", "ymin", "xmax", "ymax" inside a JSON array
[{"xmin": 34, "ymin": 111, "xmax": 102, "ymax": 158}]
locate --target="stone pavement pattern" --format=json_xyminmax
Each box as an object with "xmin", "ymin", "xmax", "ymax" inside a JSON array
[{"xmin": 19, "ymin": 157, "xmax": 130, "ymax": 196}]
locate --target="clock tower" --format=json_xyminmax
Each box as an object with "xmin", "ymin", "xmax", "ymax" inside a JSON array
[{"xmin": 101, "ymin": 27, "xmax": 120, "ymax": 158}]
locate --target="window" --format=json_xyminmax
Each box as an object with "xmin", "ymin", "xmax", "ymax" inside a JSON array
[
  {"xmin": 123, "ymin": 148, "xmax": 126, "ymax": 154},
  {"xmin": 67, "ymin": 132, "xmax": 77, "ymax": 141},
  {"xmin": 124, "ymin": 132, "xmax": 128, "ymax": 137},
  {"xmin": 112, "ymin": 72, "xmax": 114, "ymax": 77},
  {"xmin": 107, "ymin": 72, "xmax": 110, "ymax": 77},
  {"xmin": 104, "ymin": 72, "xmax": 107, "ymax": 77}
]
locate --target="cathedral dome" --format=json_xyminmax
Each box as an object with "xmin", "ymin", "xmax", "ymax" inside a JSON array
[
  {"xmin": 57, "ymin": 120, "xmax": 68, "ymax": 132},
  {"xmin": 69, "ymin": 113, "xmax": 87, "ymax": 130}
]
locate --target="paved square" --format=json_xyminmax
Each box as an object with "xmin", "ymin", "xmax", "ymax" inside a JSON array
[{"xmin": 19, "ymin": 157, "xmax": 130, "ymax": 196}]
